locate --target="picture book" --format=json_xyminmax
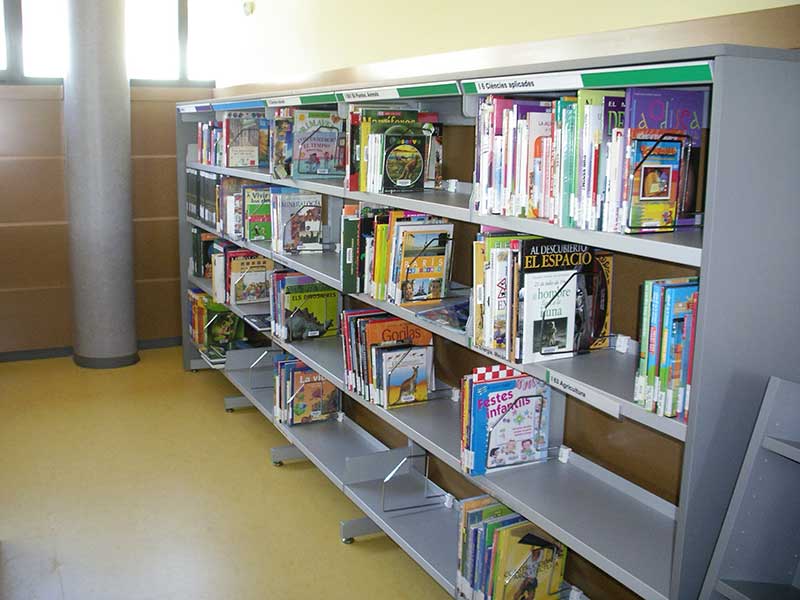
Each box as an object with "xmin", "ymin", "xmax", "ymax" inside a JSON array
[
  {"xmin": 292, "ymin": 110, "xmax": 345, "ymax": 178},
  {"xmin": 457, "ymin": 496, "xmax": 497, "ymax": 598},
  {"xmin": 380, "ymin": 345, "xmax": 433, "ymax": 408},
  {"xmin": 624, "ymin": 128, "xmax": 690, "ymax": 233},
  {"xmin": 288, "ymin": 367, "xmax": 340, "ymax": 425},
  {"xmin": 417, "ymin": 299, "xmax": 470, "ymax": 332},
  {"xmin": 224, "ymin": 192, "xmax": 244, "ymax": 240},
  {"xmin": 270, "ymin": 115, "xmax": 293, "ymax": 178},
  {"xmin": 340, "ymin": 215, "xmax": 360, "ymax": 293},
  {"xmin": 658, "ymin": 283, "xmax": 698, "ymax": 416},
  {"xmin": 258, "ymin": 117, "xmax": 270, "ymax": 168},
  {"xmin": 358, "ymin": 109, "xmax": 418, "ymax": 191},
  {"xmin": 460, "ymin": 503, "xmax": 517, "ymax": 597},
  {"xmin": 242, "ymin": 185, "xmax": 271, "ymax": 242},
  {"xmin": 491, "ymin": 523, "xmax": 567, "ymax": 600},
  {"xmin": 396, "ymin": 225, "xmax": 453, "ymax": 305},
  {"xmin": 466, "ymin": 366, "xmax": 550, "ymax": 476},
  {"xmin": 474, "ymin": 513, "xmax": 525, "ymax": 598},
  {"xmin": 223, "ymin": 112, "xmax": 261, "ymax": 167},
  {"xmin": 229, "ymin": 256, "xmax": 270, "ymax": 305},
  {"xmin": 271, "ymin": 190, "xmax": 323, "ymax": 254},
  {"xmin": 382, "ymin": 130, "xmax": 426, "ymax": 193},
  {"xmin": 283, "ymin": 283, "xmax": 338, "ymax": 341}
]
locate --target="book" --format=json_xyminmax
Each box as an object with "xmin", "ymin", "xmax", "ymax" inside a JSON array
[
  {"xmin": 283, "ymin": 283, "xmax": 338, "ymax": 341},
  {"xmin": 380, "ymin": 345, "xmax": 433, "ymax": 408},
  {"xmin": 382, "ymin": 130, "xmax": 426, "ymax": 193},
  {"xmin": 229, "ymin": 255, "xmax": 270, "ymax": 305},
  {"xmin": 242, "ymin": 185, "xmax": 271, "ymax": 242},
  {"xmin": 395, "ymin": 225, "xmax": 454, "ymax": 305},
  {"xmin": 286, "ymin": 365, "xmax": 341, "ymax": 425},
  {"xmin": 270, "ymin": 189, "xmax": 323, "ymax": 254},
  {"xmin": 657, "ymin": 283, "xmax": 698, "ymax": 416},
  {"xmin": 292, "ymin": 110, "xmax": 345, "ymax": 178},
  {"xmin": 340, "ymin": 215, "xmax": 360, "ymax": 293},
  {"xmin": 359, "ymin": 109, "xmax": 419, "ymax": 191},
  {"xmin": 270, "ymin": 115, "xmax": 293, "ymax": 178},
  {"xmin": 258, "ymin": 117, "xmax": 270, "ymax": 168},
  {"xmin": 223, "ymin": 112, "xmax": 261, "ymax": 167}
]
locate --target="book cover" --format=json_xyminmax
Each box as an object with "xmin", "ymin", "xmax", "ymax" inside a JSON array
[
  {"xmin": 658, "ymin": 284, "xmax": 698, "ymax": 416},
  {"xmin": 258, "ymin": 117, "xmax": 270, "ymax": 168},
  {"xmin": 224, "ymin": 112, "xmax": 261, "ymax": 167},
  {"xmin": 358, "ymin": 109, "xmax": 419, "ymax": 191},
  {"xmin": 491, "ymin": 523, "xmax": 567, "ymax": 600},
  {"xmin": 292, "ymin": 110, "xmax": 345, "ymax": 178},
  {"xmin": 242, "ymin": 185, "xmax": 271, "ymax": 241},
  {"xmin": 288, "ymin": 367, "xmax": 340, "ymax": 425},
  {"xmin": 625, "ymin": 87, "xmax": 706, "ymax": 146},
  {"xmin": 457, "ymin": 497, "xmax": 496, "ymax": 598},
  {"xmin": 468, "ymin": 366, "xmax": 548, "ymax": 476},
  {"xmin": 462, "ymin": 503, "xmax": 517, "ymax": 597},
  {"xmin": 396, "ymin": 226, "xmax": 453, "ymax": 305},
  {"xmin": 272, "ymin": 191, "xmax": 323, "ymax": 254},
  {"xmin": 340, "ymin": 215, "xmax": 360, "ymax": 293},
  {"xmin": 382, "ymin": 130, "xmax": 426, "ymax": 193},
  {"xmin": 283, "ymin": 283, "xmax": 338, "ymax": 341},
  {"xmin": 380, "ymin": 345, "xmax": 433, "ymax": 408},
  {"xmin": 625, "ymin": 128, "xmax": 689, "ymax": 233},
  {"xmin": 230, "ymin": 256, "xmax": 270, "ymax": 305},
  {"xmin": 363, "ymin": 316, "xmax": 433, "ymax": 400},
  {"xmin": 270, "ymin": 116, "xmax": 293, "ymax": 178}
]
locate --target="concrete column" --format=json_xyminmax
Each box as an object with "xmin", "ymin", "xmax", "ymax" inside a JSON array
[{"xmin": 65, "ymin": 0, "xmax": 139, "ymax": 368}]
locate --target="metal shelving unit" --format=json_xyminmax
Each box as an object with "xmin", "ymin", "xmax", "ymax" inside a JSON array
[{"xmin": 175, "ymin": 45, "xmax": 800, "ymax": 600}]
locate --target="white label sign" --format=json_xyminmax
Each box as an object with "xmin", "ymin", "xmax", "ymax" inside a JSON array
[
  {"xmin": 266, "ymin": 96, "xmax": 302, "ymax": 107},
  {"xmin": 467, "ymin": 72, "xmax": 582, "ymax": 94},
  {"xmin": 340, "ymin": 87, "xmax": 400, "ymax": 102},
  {"xmin": 547, "ymin": 370, "xmax": 621, "ymax": 418}
]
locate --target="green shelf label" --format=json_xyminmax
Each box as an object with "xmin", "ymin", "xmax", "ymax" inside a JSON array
[
  {"xmin": 299, "ymin": 92, "xmax": 338, "ymax": 105},
  {"xmin": 396, "ymin": 82, "xmax": 460, "ymax": 98},
  {"xmin": 461, "ymin": 82, "xmax": 478, "ymax": 95},
  {"xmin": 581, "ymin": 63, "xmax": 713, "ymax": 87}
]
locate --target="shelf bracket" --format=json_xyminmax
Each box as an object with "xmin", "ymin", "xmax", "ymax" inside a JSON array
[
  {"xmin": 339, "ymin": 516, "xmax": 381, "ymax": 543},
  {"xmin": 224, "ymin": 395, "xmax": 252, "ymax": 412},
  {"xmin": 270, "ymin": 444, "xmax": 307, "ymax": 466}
]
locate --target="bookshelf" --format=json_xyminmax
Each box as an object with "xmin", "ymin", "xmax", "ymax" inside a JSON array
[{"xmin": 176, "ymin": 45, "xmax": 800, "ymax": 600}]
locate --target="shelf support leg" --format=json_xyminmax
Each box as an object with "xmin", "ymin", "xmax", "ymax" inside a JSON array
[
  {"xmin": 224, "ymin": 395, "xmax": 251, "ymax": 412},
  {"xmin": 339, "ymin": 516, "xmax": 381, "ymax": 544},
  {"xmin": 270, "ymin": 444, "xmax": 307, "ymax": 467}
]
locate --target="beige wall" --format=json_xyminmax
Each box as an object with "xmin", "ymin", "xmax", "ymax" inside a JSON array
[
  {"xmin": 0, "ymin": 86, "xmax": 211, "ymax": 354},
  {"xmin": 214, "ymin": 1, "xmax": 799, "ymax": 87}
]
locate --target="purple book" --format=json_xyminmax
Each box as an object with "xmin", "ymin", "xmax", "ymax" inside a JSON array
[{"xmin": 623, "ymin": 88, "xmax": 706, "ymax": 146}]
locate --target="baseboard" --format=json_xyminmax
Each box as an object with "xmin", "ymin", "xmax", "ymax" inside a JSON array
[{"xmin": 0, "ymin": 337, "xmax": 182, "ymax": 363}]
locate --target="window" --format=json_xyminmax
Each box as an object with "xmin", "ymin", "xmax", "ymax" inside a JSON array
[
  {"xmin": 126, "ymin": 0, "xmax": 179, "ymax": 80},
  {"xmin": 22, "ymin": 0, "xmax": 68, "ymax": 78},
  {"xmin": 187, "ymin": 0, "xmax": 223, "ymax": 81}
]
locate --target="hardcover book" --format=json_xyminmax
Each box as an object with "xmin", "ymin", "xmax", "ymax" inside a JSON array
[
  {"xmin": 242, "ymin": 185, "xmax": 271, "ymax": 241},
  {"xmin": 396, "ymin": 226, "xmax": 453, "ymax": 305},
  {"xmin": 283, "ymin": 283, "xmax": 338, "ymax": 341},
  {"xmin": 292, "ymin": 110, "xmax": 346, "ymax": 178},
  {"xmin": 270, "ymin": 116, "xmax": 294, "ymax": 178},
  {"xmin": 380, "ymin": 345, "xmax": 433, "ymax": 408},
  {"xmin": 224, "ymin": 112, "xmax": 261, "ymax": 167},
  {"xmin": 382, "ymin": 130, "xmax": 426, "ymax": 193},
  {"xmin": 288, "ymin": 366, "xmax": 340, "ymax": 425},
  {"xmin": 229, "ymin": 255, "xmax": 270, "ymax": 305}
]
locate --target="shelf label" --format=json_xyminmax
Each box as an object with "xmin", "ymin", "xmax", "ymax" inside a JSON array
[
  {"xmin": 266, "ymin": 92, "xmax": 338, "ymax": 107},
  {"xmin": 545, "ymin": 370, "xmax": 621, "ymax": 418},
  {"xmin": 336, "ymin": 81, "xmax": 460, "ymax": 103},
  {"xmin": 462, "ymin": 61, "xmax": 713, "ymax": 94},
  {"xmin": 266, "ymin": 95, "xmax": 302, "ymax": 107},
  {"xmin": 211, "ymin": 100, "xmax": 267, "ymax": 111}
]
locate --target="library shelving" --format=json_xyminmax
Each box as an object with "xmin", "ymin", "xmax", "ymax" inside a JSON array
[{"xmin": 176, "ymin": 44, "xmax": 800, "ymax": 600}]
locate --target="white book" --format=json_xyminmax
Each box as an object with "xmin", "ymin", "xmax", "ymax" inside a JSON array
[
  {"xmin": 211, "ymin": 253, "xmax": 226, "ymax": 304},
  {"xmin": 521, "ymin": 270, "xmax": 577, "ymax": 363}
]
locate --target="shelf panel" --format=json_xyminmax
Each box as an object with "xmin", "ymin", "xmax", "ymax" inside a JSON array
[
  {"xmin": 346, "ymin": 188, "xmax": 471, "ymax": 222},
  {"xmin": 475, "ymin": 213, "xmax": 703, "ymax": 267},
  {"xmin": 186, "ymin": 216, "xmax": 273, "ymax": 259},
  {"xmin": 477, "ymin": 460, "xmax": 675, "ymax": 600},
  {"xmin": 762, "ymin": 436, "xmax": 800, "ymax": 464},
  {"xmin": 717, "ymin": 580, "xmax": 800, "ymax": 600},
  {"xmin": 187, "ymin": 273, "xmax": 270, "ymax": 319},
  {"xmin": 269, "ymin": 250, "xmax": 342, "ymax": 291},
  {"xmin": 224, "ymin": 368, "xmax": 274, "ymax": 423},
  {"xmin": 269, "ymin": 335, "xmax": 346, "ymax": 389},
  {"xmin": 344, "ymin": 473, "xmax": 459, "ymax": 595}
]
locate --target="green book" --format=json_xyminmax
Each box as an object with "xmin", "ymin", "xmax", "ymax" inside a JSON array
[
  {"xmin": 242, "ymin": 185, "xmax": 271, "ymax": 242},
  {"xmin": 283, "ymin": 283, "xmax": 338, "ymax": 341},
  {"xmin": 340, "ymin": 216, "xmax": 360, "ymax": 293}
]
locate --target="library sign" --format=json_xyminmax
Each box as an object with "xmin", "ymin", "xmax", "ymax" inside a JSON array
[{"xmin": 335, "ymin": 81, "xmax": 460, "ymax": 102}]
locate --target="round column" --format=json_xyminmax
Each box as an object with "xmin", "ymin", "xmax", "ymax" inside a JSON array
[{"xmin": 65, "ymin": 0, "xmax": 139, "ymax": 368}]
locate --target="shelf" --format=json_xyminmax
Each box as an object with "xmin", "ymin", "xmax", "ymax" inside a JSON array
[
  {"xmin": 476, "ymin": 460, "xmax": 675, "ymax": 600},
  {"xmin": 475, "ymin": 213, "xmax": 703, "ymax": 267},
  {"xmin": 187, "ymin": 273, "xmax": 270, "ymax": 320},
  {"xmin": 187, "ymin": 162, "xmax": 702, "ymax": 267},
  {"xmin": 267, "ymin": 330, "xmax": 675, "ymax": 600},
  {"xmin": 269, "ymin": 250, "xmax": 342, "ymax": 291},
  {"xmin": 762, "ymin": 436, "xmax": 800, "ymax": 464},
  {"xmin": 344, "ymin": 473, "xmax": 459, "ymax": 595},
  {"xmin": 187, "ymin": 215, "xmax": 273, "ymax": 259},
  {"xmin": 717, "ymin": 580, "xmax": 800, "ymax": 600},
  {"xmin": 223, "ymin": 367, "xmax": 274, "ymax": 423}
]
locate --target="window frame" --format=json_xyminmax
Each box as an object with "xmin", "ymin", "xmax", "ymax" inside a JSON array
[{"xmin": 0, "ymin": 0, "xmax": 214, "ymax": 87}]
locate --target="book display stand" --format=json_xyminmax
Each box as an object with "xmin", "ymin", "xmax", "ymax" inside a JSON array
[{"xmin": 176, "ymin": 45, "xmax": 800, "ymax": 599}]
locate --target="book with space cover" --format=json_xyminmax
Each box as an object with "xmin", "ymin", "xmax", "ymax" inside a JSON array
[
  {"xmin": 379, "ymin": 345, "xmax": 433, "ymax": 408},
  {"xmin": 461, "ymin": 365, "xmax": 550, "ymax": 476},
  {"xmin": 229, "ymin": 255, "xmax": 270, "ymax": 305},
  {"xmin": 270, "ymin": 189, "xmax": 323, "ymax": 253},
  {"xmin": 282, "ymin": 282, "xmax": 338, "ymax": 341},
  {"xmin": 292, "ymin": 110, "xmax": 345, "ymax": 178},
  {"xmin": 624, "ymin": 128, "xmax": 690, "ymax": 233},
  {"xmin": 242, "ymin": 185, "xmax": 271, "ymax": 241},
  {"xmin": 223, "ymin": 112, "xmax": 261, "ymax": 167}
]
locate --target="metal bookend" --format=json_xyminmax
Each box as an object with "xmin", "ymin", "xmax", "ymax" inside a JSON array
[
  {"xmin": 484, "ymin": 394, "xmax": 556, "ymax": 469},
  {"xmin": 248, "ymin": 347, "xmax": 276, "ymax": 391},
  {"xmin": 384, "ymin": 345, "xmax": 453, "ymax": 402},
  {"xmin": 279, "ymin": 202, "xmax": 336, "ymax": 255},
  {"xmin": 380, "ymin": 452, "xmax": 446, "ymax": 513}
]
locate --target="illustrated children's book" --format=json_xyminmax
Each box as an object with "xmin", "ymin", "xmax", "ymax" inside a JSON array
[
  {"xmin": 395, "ymin": 225, "xmax": 454, "ymax": 305},
  {"xmin": 491, "ymin": 523, "xmax": 567, "ymax": 600},
  {"xmin": 287, "ymin": 365, "xmax": 341, "ymax": 425},
  {"xmin": 465, "ymin": 366, "xmax": 550, "ymax": 476},
  {"xmin": 283, "ymin": 282, "xmax": 338, "ymax": 341},
  {"xmin": 229, "ymin": 255, "xmax": 270, "ymax": 305},
  {"xmin": 382, "ymin": 130, "xmax": 426, "ymax": 193},
  {"xmin": 270, "ymin": 114, "xmax": 294, "ymax": 178},
  {"xmin": 379, "ymin": 345, "xmax": 433, "ymax": 409},
  {"xmin": 242, "ymin": 185, "xmax": 271, "ymax": 242},
  {"xmin": 292, "ymin": 110, "xmax": 345, "ymax": 178},
  {"xmin": 223, "ymin": 111, "xmax": 261, "ymax": 167},
  {"xmin": 270, "ymin": 189, "xmax": 323, "ymax": 254}
]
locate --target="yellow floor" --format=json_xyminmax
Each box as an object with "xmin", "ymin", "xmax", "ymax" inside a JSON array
[{"xmin": 0, "ymin": 347, "xmax": 449, "ymax": 600}]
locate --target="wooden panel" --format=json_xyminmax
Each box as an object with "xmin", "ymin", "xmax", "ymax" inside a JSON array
[
  {"xmin": 564, "ymin": 397, "xmax": 683, "ymax": 503},
  {"xmin": 130, "ymin": 87, "xmax": 213, "ymax": 103},
  {"xmin": 131, "ymin": 101, "xmax": 178, "ymax": 157},
  {"xmin": 132, "ymin": 157, "xmax": 178, "ymax": 219},
  {"xmin": 442, "ymin": 125, "xmax": 475, "ymax": 183},
  {"xmin": 134, "ymin": 219, "xmax": 180, "ymax": 281},
  {"xmin": 0, "ymin": 99, "xmax": 62, "ymax": 157},
  {"xmin": 0, "ymin": 224, "xmax": 69, "ymax": 289},
  {"xmin": 611, "ymin": 253, "xmax": 699, "ymax": 339},
  {"xmin": 451, "ymin": 221, "xmax": 477, "ymax": 287},
  {"xmin": 0, "ymin": 158, "xmax": 66, "ymax": 223},
  {"xmin": 0, "ymin": 287, "xmax": 72, "ymax": 352},
  {"xmin": 566, "ymin": 550, "xmax": 643, "ymax": 600},
  {"xmin": 0, "ymin": 85, "xmax": 62, "ymax": 101},
  {"xmin": 135, "ymin": 279, "xmax": 181, "ymax": 340},
  {"xmin": 433, "ymin": 337, "xmax": 494, "ymax": 389}
]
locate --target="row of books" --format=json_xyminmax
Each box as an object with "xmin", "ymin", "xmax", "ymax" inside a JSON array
[
  {"xmin": 461, "ymin": 365, "xmax": 551, "ymax": 476},
  {"xmin": 270, "ymin": 270, "xmax": 338, "ymax": 342},
  {"xmin": 339, "ymin": 206, "xmax": 455, "ymax": 306},
  {"xmin": 186, "ymin": 289, "xmax": 246, "ymax": 363},
  {"xmin": 473, "ymin": 86, "xmax": 707, "ymax": 234},
  {"xmin": 472, "ymin": 232, "xmax": 612, "ymax": 364},
  {"xmin": 458, "ymin": 496, "xmax": 567, "ymax": 600},
  {"xmin": 196, "ymin": 111, "xmax": 269, "ymax": 169},
  {"xmin": 347, "ymin": 106, "xmax": 443, "ymax": 193},
  {"xmin": 191, "ymin": 228, "xmax": 271, "ymax": 308},
  {"xmin": 273, "ymin": 353, "xmax": 342, "ymax": 425},
  {"xmin": 341, "ymin": 310, "xmax": 435, "ymax": 408},
  {"xmin": 634, "ymin": 277, "xmax": 699, "ymax": 420}
]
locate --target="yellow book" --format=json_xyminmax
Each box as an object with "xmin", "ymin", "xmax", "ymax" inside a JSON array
[
  {"xmin": 373, "ymin": 224, "xmax": 388, "ymax": 300},
  {"xmin": 492, "ymin": 522, "xmax": 566, "ymax": 600}
]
